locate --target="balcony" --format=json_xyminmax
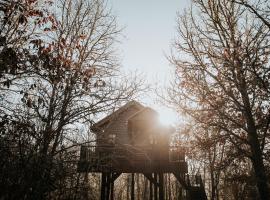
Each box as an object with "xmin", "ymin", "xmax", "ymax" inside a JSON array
[{"xmin": 78, "ymin": 145, "xmax": 188, "ymax": 174}]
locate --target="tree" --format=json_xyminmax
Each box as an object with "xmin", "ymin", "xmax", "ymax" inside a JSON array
[
  {"xmin": 0, "ymin": 0, "xmax": 144, "ymax": 199},
  {"xmin": 167, "ymin": 0, "xmax": 270, "ymax": 199},
  {"xmin": 0, "ymin": 0, "xmax": 54, "ymax": 87},
  {"xmin": 233, "ymin": 0, "xmax": 270, "ymax": 29}
]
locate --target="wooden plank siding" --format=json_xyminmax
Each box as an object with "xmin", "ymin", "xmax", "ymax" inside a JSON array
[{"xmin": 96, "ymin": 104, "xmax": 142, "ymax": 146}]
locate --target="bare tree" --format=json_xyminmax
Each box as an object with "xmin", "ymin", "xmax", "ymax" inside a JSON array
[
  {"xmin": 0, "ymin": 0, "xmax": 144, "ymax": 199},
  {"xmin": 233, "ymin": 0, "xmax": 270, "ymax": 29},
  {"xmin": 167, "ymin": 0, "xmax": 270, "ymax": 199}
]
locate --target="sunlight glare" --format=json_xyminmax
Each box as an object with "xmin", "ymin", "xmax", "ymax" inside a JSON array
[{"xmin": 157, "ymin": 108, "xmax": 178, "ymax": 126}]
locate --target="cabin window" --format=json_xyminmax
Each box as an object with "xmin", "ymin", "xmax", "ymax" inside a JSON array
[{"xmin": 108, "ymin": 134, "xmax": 116, "ymax": 144}]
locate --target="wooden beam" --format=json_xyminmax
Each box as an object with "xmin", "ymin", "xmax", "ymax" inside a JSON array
[
  {"xmin": 173, "ymin": 173, "xmax": 188, "ymax": 189},
  {"xmin": 100, "ymin": 172, "xmax": 121, "ymax": 200},
  {"xmin": 110, "ymin": 173, "xmax": 114, "ymax": 200},
  {"xmin": 150, "ymin": 179, "xmax": 153, "ymax": 200},
  {"xmin": 143, "ymin": 173, "xmax": 155, "ymax": 184},
  {"xmin": 106, "ymin": 173, "xmax": 110, "ymax": 200},
  {"xmin": 112, "ymin": 172, "xmax": 121, "ymax": 181},
  {"xmin": 131, "ymin": 173, "xmax": 135, "ymax": 200},
  {"xmin": 101, "ymin": 173, "xmax": 106, "ymax": 200},
  {"xmin": 154, "ymin": 173, "xmax": 158, "ymax": 200},
  {"xmin": 144, "ymin": 173, "xmax": 165, "ymax": 200},
  {"xmin": 158, "ymin": 173, "xmax": 164, "ymax": 200}
]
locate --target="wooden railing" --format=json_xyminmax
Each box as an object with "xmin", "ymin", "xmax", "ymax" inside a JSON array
[
  {"xmin": 78, "ymin": 145, "xmax": 188, "ymax": 173},
  {"xmin": 79, "ymin": 145, "xmax": 185, "ymax": 163}
]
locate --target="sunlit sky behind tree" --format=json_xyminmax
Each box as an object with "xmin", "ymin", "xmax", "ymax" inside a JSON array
[{"xmin": 108, "ymin": 0, "xmax": 190, "ymax": 125}]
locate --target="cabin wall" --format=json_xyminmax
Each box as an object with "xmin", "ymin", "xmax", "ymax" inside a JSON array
[{"xmin": 97, "ymin": 105, "xmax": 141, "ymax": 145}]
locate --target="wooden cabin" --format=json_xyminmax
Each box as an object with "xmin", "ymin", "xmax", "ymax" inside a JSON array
[{"xmin": 78, "ymin": 100, "xmax": 187, "ymax": 174}]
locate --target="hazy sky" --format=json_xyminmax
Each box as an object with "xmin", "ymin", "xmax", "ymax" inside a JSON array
[{"xmin": 109, "ymin": 0, "xmax": 190, "ymax": 123}]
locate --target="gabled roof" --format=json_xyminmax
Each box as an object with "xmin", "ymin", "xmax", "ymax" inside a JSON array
[
  {"xmin": 128, "ymin": 107, "xmax": 158, "ymax": 122},
  {"xmin": 91, "ymin": 100, "xmax": 144, "ymax": 132}
]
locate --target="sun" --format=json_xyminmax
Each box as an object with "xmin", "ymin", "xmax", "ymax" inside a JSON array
[{"xmin": 157, "ymin": 107, "xmax": 179, "ymax": 126}]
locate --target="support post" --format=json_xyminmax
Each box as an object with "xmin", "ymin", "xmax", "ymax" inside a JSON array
[
  {"xmin": 101, "ymin": 172, "xmax": 119, "ymax": 200},
  {"xmin": 101, "ymin": 173, "xmax": 106, "ymax": 200},
  {"xmin": 154, "ymin": 173, "xmax": 158, "ymax": 200},
  {"xmin": 131, "ymin": 173, "xmax": 135, "ymax": 200},
  {"xmin": 150, "ymin": 179, "xmax": 153, "ymax": 200},
  {"xmin": 143, "ymin": 172, "xmax": 166, "ymax": 200},
  {"xmin": 110, "ymin": 173, "xmax": 114, "ymax": 200},
  {"xmin": 106, "ymin": 173, "xmax": 111, "ymax": 200},
  {"xmin": 158, "ymin": 173, "xmax": 164, "ymax": 200}
]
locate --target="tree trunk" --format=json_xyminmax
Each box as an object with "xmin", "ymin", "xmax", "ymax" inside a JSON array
[
  {"xmin": 239, "ymin": 65, "xmax": 270, "ymax": 200},
  {"xmin": 248, "ymin": 128, "xmax": 269, "ymax": 200}
]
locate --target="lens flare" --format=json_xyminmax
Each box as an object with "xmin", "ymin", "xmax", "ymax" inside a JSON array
[{"xmin": 157, "ymin": 108, "xmax": 178, "ymax": 126}]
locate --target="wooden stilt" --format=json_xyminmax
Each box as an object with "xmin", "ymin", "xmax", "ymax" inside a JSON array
[
  {"xmin": 110, "ymin": 173, "xmax": 114, "ymax": 200},
  {"xmin": 144, "ymin": 173, "xmax": 164, "ymax": 200},
  {"xmin": 158, "ymin": 173, "xmax": 164, "ymax": 200},
  {"xmin": 101, "ymin": 173, "xmax": 106, "ymax": 200},
  {"xmin": 154, "ymin": 173, "xmax": 158, "ymax": 200},
  {"xmin": 131, "ymin": 173, "xmax": 135, "ymax": 200},
  {"xmin": 103, "ymin": 173, "xmax": 110, "ymax": 200},
  {"xmin": 127, "ymin": 175, "xmax": 130, "ymax": 200},
  {"xmin": 101, "ymin": 172, "xmax": 119, "ymax": 200},
  {"xmin": 150, "ymin": 175, "xmax": 153, "ymax": 200}
]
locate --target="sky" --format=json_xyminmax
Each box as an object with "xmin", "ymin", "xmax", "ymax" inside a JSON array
[{"xmin": 109, "ymin": 0, "xmax": 190, "ymax": 124}]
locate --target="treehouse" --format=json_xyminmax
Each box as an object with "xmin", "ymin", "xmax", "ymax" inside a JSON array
[
  {"xmin": 78, "ymin": 101, "xmax": 207, "ymax": 200},
  {"xmin": 78, "ymin": 101, "xmax": 186, "ymax": 173}
]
